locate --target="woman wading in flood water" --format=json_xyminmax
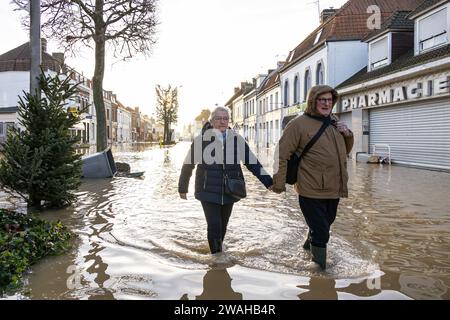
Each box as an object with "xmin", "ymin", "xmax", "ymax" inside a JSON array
[{"xmin": 178, "ymin": 106, "xmax": 273, "ymax": 254}]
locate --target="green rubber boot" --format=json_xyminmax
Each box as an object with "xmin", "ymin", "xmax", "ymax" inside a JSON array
[
  {"xmin": 303, "ymin": 230, "xmax": 311, "ymax": 250},
  {"xmin": 311, "ymin": 245, "xmax": 327, "ymax": 270}
]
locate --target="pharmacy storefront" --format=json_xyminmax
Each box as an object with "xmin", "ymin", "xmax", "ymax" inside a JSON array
[{"xmin": 338, "ymin": 69, "xmax": 450, "ymax": 171}]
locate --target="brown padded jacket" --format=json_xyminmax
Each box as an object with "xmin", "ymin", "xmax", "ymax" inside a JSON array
[{"xmin": 272, "ymin": 85, "xmax": 354, "ymax": 198}]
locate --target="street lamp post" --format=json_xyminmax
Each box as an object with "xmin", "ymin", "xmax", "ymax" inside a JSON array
[{"xmin": 30, "ymin": 0, "xmax": 41, "ymax": 99}]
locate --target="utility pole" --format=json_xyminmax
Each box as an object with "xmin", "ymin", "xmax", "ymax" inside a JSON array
[
  {"xmin": 316, "ymin": 0, "xmax": 321, "ymax": 24},
  {"xmin": 30, "ymin": 0, "xmax": 41, "ymax": 99}
]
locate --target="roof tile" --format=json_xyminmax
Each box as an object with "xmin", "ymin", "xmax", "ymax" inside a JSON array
[
  {"xmin": 282, "ymin": 0, "xmax": 423, "ymax": 71},
  {"xmin": 0, "ymin": 42, "xmax": 62, "ymax": 72},
  {"xmin": 336, "ymin": 44, "xmax": 450, "ymax": 89},
  {"xmin": 408, "ymin": 0, "xmax": 448, "ymax": 17}
]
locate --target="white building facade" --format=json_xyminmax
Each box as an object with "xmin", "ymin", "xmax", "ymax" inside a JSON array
[
  {"xmin": 337, "ymin": 1, "xmax": 450, "ymax": 171},
  {"xmin": 117, "ymin": 105, "xmax": 132, "ymax": 143}
]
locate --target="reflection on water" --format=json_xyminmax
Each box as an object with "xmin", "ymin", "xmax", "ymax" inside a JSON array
[
  {"xmin": 180, "ymin": 268, "xmax": 243, "ymax": 300},
  {"xmin": 298, "ymin": 277, "xmax": 338, "ymax": 300},
  {"xmin": 2, "ymin": 142, "xmax": 450, "ymax": 300}
]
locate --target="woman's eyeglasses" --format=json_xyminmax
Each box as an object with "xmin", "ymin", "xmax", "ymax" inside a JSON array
[
  {"xmin": 214, "ymin": 117, "xmax": 229, "ymax": 122},
  {"xmin": 317, "ymin": 98, "xmax": 333, "ymax": 104}
]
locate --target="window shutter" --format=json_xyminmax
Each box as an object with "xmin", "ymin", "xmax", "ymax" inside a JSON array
[
  {"xmin": 370, "ymin": 37, "xmax": 388, "ymax": 63},
  {"xmin": 419, "ymin": 8, "xmax": 447, "ymax": 41}
]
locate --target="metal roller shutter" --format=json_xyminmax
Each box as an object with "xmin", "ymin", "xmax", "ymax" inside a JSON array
[{"xmin": 369, "ymin": 99, "xmax": 450, "ymax": 170}]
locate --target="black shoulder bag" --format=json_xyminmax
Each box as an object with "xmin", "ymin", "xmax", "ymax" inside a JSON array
[
  {"xmin": 286, "ymin": 120, "xmax": 330, "ymax": 185},
  {"xmin": 223, "ymin": 135, "xmax": 247, "ymax": 200},
  {"xmin": 224, "ymin": 173, "xmax": 247, "ymax": 199}
]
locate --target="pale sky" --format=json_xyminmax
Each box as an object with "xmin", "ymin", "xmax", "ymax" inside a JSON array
[{"xmin": 0, "ymin": 0, "xmax": 348, "ymax": 130}]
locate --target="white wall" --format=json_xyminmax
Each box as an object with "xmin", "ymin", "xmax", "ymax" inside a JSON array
[
  {"xmin": 243, "ymin": 92, "xmax": 257, "ymax": 145},
  {"xmin": 232, "ymin": 94, "xmax": 244, "ymax": 136},
  {"xmin": 280, "ymin": 46, "xmax": 328, "ymax": 106},
  {"xmin": 0, "ymin": 70, "xmax": 64, "ymax": 108},
  {"xmin": 0, "ymin": 71, "xmax": 29, "ymax": 107},
  {"xmin": 0, "ymin": 70, "xmax": 54, "ymax": 130},
  {"xmin": 258, "ymin": 85, "xmax": 282, "ymax": 147},
  {"xmin": 327, "ymin": 41, "xmax": 368, "ymax": 87},
  {"xmin": 118, "ymin": 108, "xmax": 132, "ymax": 142}
]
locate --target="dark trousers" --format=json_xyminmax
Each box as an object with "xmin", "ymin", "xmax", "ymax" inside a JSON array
[
  {"xmin": 201, "ymin": 201, "xmax": 234, "ymax": 252},
  {"xmin": 299, "ymin": 196, "xmax": 340, "ymax": 248}
]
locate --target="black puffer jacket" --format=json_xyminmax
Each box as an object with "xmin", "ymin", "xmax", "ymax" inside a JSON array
[{"xmin": 178, "ymin": 122, "xmax": 273, "ymax": 205}]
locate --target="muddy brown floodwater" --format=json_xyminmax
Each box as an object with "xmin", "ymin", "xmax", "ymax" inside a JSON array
[{"xmin": 2, "ymin": 142, "xmax": 449, "ymax": 299}]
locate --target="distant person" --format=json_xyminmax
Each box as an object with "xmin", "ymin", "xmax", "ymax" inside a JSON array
[
  {"xmin": 272, "ymin": 85, "xmax": 353, "ymax": 270},
  {"xmin": 178, "ymin": 106, "xmax": 273, "ymax": 254}
]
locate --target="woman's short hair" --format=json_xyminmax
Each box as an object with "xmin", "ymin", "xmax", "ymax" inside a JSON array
[{"xmin": 210, "ymin": 106, "xmax": 230, "ymax": 121}]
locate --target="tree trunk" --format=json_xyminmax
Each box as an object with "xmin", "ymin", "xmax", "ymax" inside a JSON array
[
  {"xmin": 28, "ymin": 193, "xmax": 41, "ymax": 210},
  {"xmin": 164, "ymin": 122, "xmax": 169, "ymax": 144},
  {"xmin": 93, "ymin": 0, "xmax": 107, "ymax": 152}
]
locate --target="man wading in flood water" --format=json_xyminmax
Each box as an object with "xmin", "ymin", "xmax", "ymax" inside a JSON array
[{"xmin": 272, "ymin": 85, "xmax": 353, "ymax": 270}]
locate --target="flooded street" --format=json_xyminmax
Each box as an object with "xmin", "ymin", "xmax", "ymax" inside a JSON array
[{"xmin": 3, "ymin": 142, "xmax": 450, "ymax": 300}]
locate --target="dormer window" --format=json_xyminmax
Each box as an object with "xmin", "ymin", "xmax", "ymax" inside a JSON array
[
  {"xmin": 418, "ymin": 8, "xmax": 448, "ymax": 53},
  {"xmin": 369, "ymin": 36, "xmax": 389, "ymax": 70},
  {"xmin": 314, "ymin": 29, "xmax": 322, "ymax": 45}
]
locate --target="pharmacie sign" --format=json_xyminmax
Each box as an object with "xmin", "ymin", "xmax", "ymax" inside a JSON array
[{"xmin": 341, "ymin": 74, "xmax": 450, "ymax": 111}]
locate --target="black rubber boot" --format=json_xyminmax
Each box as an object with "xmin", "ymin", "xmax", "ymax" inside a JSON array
[
  {"xmin": 303, "ymin": 230, "xmax": 311, "ymax": 250},
  {"xmin": 208, "ymin": 239, "xmax": 223, "ymax": 254},
  {"xmin": 311, "ymin": 245, "xmax": 327, "ymax": 270}
]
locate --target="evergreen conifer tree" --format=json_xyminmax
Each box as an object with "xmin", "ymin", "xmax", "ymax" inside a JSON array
[{"xmin": 0, "ymin": 73, "xmax": 83, "ymax": 209}]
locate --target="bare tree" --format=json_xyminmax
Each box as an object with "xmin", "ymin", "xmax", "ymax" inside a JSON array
[
  {"xmin": 155, "ymin": 84, "xmax": 178, "ymax": 144},
  {"xmin": 13, "ymin": 0, "xmax": 159, "ymax": 152}
]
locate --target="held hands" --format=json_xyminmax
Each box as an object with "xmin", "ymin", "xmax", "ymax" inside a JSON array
[
  {"xmin": 179, "ymin": 193, "xmax": 187, "ymax": 200},
  {"xmin": 268, "ymin": 185, "xmax": 284, "ymax": 194}
]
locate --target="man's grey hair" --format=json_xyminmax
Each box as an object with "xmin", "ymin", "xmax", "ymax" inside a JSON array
[{"xmin": 210, "ymin": 106, "xmax": 230, "ymax": 121}]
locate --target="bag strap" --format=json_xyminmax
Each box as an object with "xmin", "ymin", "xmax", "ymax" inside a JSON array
[{"xmin": 296, "ymin": 119, "xmax": 330, "ymax": 159}]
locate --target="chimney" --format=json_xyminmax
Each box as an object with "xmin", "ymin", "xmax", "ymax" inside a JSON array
[
  {"xmin": 255, "ymin": 74, "xmax": 267, "ymax": 88},
  {"xmin": 52, "ymin": 52, "xmax": 64, "ymax": 64},
  {"xmin": 234, "ymin": 87, "xmax": 240, "ymax": 94},
  {"xmin": 51, "ymin": 52, "xmax": 65, "ymax": 72},
  {"xmin": 321, "ymin": 8, "xmax": 337, "ymax": 23},
  {"xmin": 41, "ymin": 38, "xmax": 47, "ymax": 53}
]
